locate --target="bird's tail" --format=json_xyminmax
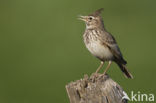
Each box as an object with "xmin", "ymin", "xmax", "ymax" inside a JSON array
[{"xmin": 116, "ymin": 62, "xmax": 133, "ymax": 79}]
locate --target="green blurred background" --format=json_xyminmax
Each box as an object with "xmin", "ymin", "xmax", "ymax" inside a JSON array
[{"xmin": 0, "ymin": 0, "xmax": 156, "ymax": 103}]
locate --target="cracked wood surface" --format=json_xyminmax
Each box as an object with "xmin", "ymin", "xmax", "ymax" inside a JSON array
[{"xmin": 66, "ymin": 73, "xmax": 128, "ymax": 103}]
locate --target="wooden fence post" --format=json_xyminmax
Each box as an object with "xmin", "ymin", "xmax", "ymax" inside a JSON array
[{"xmin": 66, "ymin": 73, "xmax": 129, "ymax": 103}]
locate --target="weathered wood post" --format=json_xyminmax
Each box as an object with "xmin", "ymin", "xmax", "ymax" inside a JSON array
[{"xmin": 66, "ymin": 73, "xmax": 129, "ymax": 103}]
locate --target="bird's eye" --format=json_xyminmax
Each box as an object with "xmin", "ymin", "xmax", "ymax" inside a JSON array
[{"xmin": 89, "ymin": 17, "xmax": 93, "ymax": 20}]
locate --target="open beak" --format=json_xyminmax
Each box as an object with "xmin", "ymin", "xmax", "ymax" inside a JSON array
[{"xmin": 78, "ymin": 15, "xmax": 87, "ymax": 21}]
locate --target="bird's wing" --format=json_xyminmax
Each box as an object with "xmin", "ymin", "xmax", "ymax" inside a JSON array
[{"xmin": 100, "ymin": 31, "xmax": 125, "ymax": 62}]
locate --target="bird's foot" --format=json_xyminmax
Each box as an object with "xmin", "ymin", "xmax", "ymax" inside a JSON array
[
  {"xmin": 93, "ymin": 72, "xmax": 99, "ymax": 77},
  {"xmin": 103, "ymin": 71, "xmax": 107, "ymax": 76},
  {"xmin": 102, "ymin": 72, "xmax": 108, "ymax": 76}
]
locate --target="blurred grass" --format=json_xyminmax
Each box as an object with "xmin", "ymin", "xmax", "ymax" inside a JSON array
[{"xmin": 0, "ymin": 0, "xmax": 156, "ymax": 103}]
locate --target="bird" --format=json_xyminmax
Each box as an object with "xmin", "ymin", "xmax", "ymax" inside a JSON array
[{"xmin": 79, "ymin": 8, "xmax": 133, "ymax": 78}]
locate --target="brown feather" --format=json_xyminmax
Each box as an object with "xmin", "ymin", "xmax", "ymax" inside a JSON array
[{"xmin": 89, "ymin": 8, "xmax": 104, "ymax": 17}]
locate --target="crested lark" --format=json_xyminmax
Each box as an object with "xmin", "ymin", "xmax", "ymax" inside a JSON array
[{"xmin": 79, "ymin": 8, "xmax": 133, "ymax": 78}]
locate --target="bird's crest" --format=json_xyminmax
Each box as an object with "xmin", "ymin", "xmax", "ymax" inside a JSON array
[{"xmin": 89, "ymin": 8, "xmax": 104, "ymax": 17}]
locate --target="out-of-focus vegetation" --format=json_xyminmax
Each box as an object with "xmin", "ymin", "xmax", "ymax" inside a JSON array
[{"xmin": 0, "ymin": 0, "xmax": 156, "ymax": 103}]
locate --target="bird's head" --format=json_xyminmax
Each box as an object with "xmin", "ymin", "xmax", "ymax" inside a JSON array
[{"xmin": 79, "ymin": 8, "xmax": 104, "ymax": 29}]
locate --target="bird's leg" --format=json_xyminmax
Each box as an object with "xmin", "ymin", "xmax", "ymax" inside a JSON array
[
  {"xmin": 103, "ymin": 61, "xmax": 112, "ymax": 75},
  {"xmin": 95, "ymin": 61, "xmax": 104, "ymax": 73}
]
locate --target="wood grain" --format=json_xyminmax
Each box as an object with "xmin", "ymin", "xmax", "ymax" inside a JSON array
[{"xmin": 66, "ymin": 73, "xmax": 128, "ymax": 103}]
